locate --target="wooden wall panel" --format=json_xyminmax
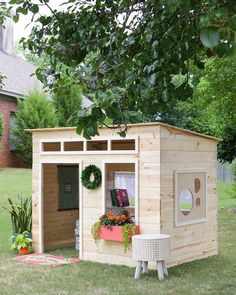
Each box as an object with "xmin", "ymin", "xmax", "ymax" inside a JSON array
[{"xmin": 160, "ymin": 125, "xmax": 218, "ymax": 267}]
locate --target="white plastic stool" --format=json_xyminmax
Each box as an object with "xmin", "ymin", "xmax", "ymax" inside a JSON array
[{"xmin": 132, "ymin": 234, "xmax": 171, "ymax": 280}]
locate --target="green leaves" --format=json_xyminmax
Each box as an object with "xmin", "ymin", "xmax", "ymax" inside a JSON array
[
  {"xmin": 8, "ymin": 0, "xmax": 236, "ymax": 139},
  {"xmin": 200, "ymin": 27, "xmax": 220, "ymax": 49},
  {"xmin": 3, "ymin": 196, "xmax": 32, "ymax": 234},
  {"xmin": 14, "ymin": 90, "xmax": 58, "ymax": 165}
]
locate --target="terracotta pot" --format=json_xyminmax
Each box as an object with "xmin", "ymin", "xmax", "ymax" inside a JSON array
[
  {"xmin": 99, "ymin": 225, "xmax": 140, "ymax": 242},
  {"xmin": 18, "ymin": 247, "xmax": 28, "ymax": 255}
]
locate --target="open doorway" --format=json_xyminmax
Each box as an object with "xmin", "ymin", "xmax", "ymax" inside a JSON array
[{"xmin": 42, "ymin": 164, "xmax": 80, "ymax": 251}]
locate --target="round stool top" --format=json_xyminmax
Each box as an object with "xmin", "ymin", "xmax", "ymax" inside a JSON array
[
  {"xmin": 132, "ymin": 234, "xmax": 170, "ymax": 240},
  {"xmin": 132, "ymin": 234, "xmax": 171, "ymax": 261}
]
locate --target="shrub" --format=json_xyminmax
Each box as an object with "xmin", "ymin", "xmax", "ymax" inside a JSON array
[
  {"xmin": 3, "ymin": 196, "xmax": 32, "ymax": 234},
  {"xmin": 52, "ymin": 78, "xmax": 83, "ymax": 127},
  {"xmin": 14, "ymin": 89, "xmax": 58, "ymax": 165}
]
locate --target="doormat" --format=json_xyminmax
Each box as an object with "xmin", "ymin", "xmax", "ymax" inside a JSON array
[{"xmin": 14, "ymin": 253, "xmax": 81, "ymax": 266}]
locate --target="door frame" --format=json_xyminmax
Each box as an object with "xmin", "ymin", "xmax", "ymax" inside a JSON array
[{"xmin": 38, "ymin": 159, "xmax": 83, "ymax": 258}]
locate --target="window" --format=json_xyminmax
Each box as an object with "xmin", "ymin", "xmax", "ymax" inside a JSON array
[
  {"xmin": 9, "ymin": 112, "xmax": 17, "ymax": 151},
  {"xmin": 104, "ymin": 163, "xmax": 137, "ymax": 223},
  {"xmin": 87, "ymin": 140, "xmax": 107, "ymax": 151},
  {"xmin": 114, "ymin": 172, "xmax": 135, "ymax": 206},
  {"xmin": 175, "ymin": 170, "xmax": 207, "ymax": 226},
  {"xmin": 41, "ymin": 137, "xmax": 137, "ymax": 154},
  {"xmin": 111, "ymin": 139, "xmax": 135, "ymax": 150},
  {"xmin": 58, "ymin": 166, "xmax": 79, "ymax": 210},
  {"xmin": 43, "ymin": 142, "xmax": 61, "ymax": 152},
  {"xmin": 64, "ymin": 141, "xmax": 83, "ymax": 151},
  {"xmin": 179, "ymin": 188, "xmax": 193, "ymax": 216}
]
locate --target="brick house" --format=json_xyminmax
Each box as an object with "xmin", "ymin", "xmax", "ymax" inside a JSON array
[{"xmin": 0, "ymin": 17, "xmax": 41, "ymax": 167}]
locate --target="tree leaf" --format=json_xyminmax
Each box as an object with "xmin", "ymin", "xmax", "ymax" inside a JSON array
[{"xmin": 200, "ymin": 27, "xmax": 220, "ymax": 49}]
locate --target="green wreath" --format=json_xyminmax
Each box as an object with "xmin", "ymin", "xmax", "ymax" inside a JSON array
[{"xmin": 81, "ymin": 164, "xmax": 102, "ymax": 189}]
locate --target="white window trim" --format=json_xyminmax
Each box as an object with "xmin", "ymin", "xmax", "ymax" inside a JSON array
[
  {"xmin": 39, "ymin": 136, "xmax": 139, "ymax": 155},
  {"xmin": 102, "ymin": 159, "xmax": 139, "ymax": 225},
  {"xmin": 174, "ymin": 169, "xmax": 207, "ymax": 227},
  {"xmin": 38, "ymin": 159, "xmax": 83, "ymax": 259}
]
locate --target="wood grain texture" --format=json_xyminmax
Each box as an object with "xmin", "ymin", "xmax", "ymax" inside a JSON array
[
  {"xmin": 31, "ymin": 123, "xmax": 218, "ymax": 267},
  {"xmin": 160, "ymin": 125, "xmax": 218, "ymax": 266}
]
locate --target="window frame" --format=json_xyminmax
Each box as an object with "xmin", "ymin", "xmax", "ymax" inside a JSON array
[
  {"xmin": 39, "ymin": 136, "xmax": 139, "ymax": 155},
  {"xmin": 174, "ymin": 169, "xmax": 207, "ymax": 227},
  {"xmin": 102, "ymin": 159, "xmax": 139, "ymax": 225}
]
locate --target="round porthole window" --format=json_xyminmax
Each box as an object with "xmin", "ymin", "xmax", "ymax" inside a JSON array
[
  {"xmin": 194, "ymin": 178, "xmax": 201, "ymax": 193},
  {"xmin": 179, "ymin": 188, "xmax": 193, "ymax": 216}
]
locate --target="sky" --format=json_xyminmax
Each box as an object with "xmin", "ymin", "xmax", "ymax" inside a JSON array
[{"xmin": 13, "ymin": 0, "xmax": 63, "ymax": 41}]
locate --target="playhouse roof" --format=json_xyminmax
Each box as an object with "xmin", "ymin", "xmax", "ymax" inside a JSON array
[{"xmin": 26, "ymin": 122, "xmax": 220, "ymax": 142}]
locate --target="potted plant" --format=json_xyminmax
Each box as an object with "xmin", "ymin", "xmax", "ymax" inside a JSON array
[
  {"xmin": 91, "ymin": 211, "xmax": 140, "ymax": 253},
  {"xmin": 11, "ymin": 231, "xmax": 33, "ymax": 255},
  {"xmin": 3, "ymin": 196, "xmax": 32, "ymax": 242}
]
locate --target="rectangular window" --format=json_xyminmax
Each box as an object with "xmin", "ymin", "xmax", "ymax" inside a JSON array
[
  {"xmin": 43, "ymin": 142, "xmax": 61, "ymax": 152},
  {"xmin": 105, "ymin": 163, "xmax": 136, "ymax": 223},
  {"xmin": 64, "ymin": 141, "xmax": 83, "ymax": 151},
  {"xmin": 111, "ymin": 139, "xmax": 135, "ymax": 150},
  {"xmin": 87, "ymin": 140, "xmax": 107, "ymax": 151},
  {"xmin": 9, "ymin": 112, "xmax": 17, "ymax": 151},
  {"xmin": 58, "ymin": 165, "xmax": 79, "ymax": 210}
]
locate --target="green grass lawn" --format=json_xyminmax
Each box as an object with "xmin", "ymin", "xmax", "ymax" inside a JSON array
[{"xmin": 0, "ymin": 169, "xmax": 236, "ymax": 295}]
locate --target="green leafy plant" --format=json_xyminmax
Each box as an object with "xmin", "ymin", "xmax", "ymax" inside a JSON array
[
  {"xmin": 9, "ymin": 0, "xmax": 236, "ymax": 139},
  {"xmin": 11, "ymin": 231, "xmax": 32, "ymax": 250},
  {"xmin": 3, "ymin": 196, "xmax": 32, "ymax": 234},
  {"xmin": 13, "ymin": 89, "xmax": 58, "ymax": 166},
  {"xmin": 52, "ymin": 77, "xmax": 83, "ymax": 127},
  {"xmin": 91, "ymin": 221, "xmax": 101, "ymax": 246},
  {"xmin": 122, "ymin": 223, "xmax": 136, "ymax": 253}
]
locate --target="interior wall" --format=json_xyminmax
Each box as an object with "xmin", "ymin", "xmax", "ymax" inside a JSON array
[{"xmin": 43, "ymin": 164, "xmax": 79, "ymax": 250}]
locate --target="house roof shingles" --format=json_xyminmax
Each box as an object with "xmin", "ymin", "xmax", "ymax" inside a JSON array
[
  {"xmin": 0, "ymin": 50, "xmax": 93, "ymax": 108},
  {"xmin": 0, "ymin": 50, "xmax": 40, "ymax": 98}
]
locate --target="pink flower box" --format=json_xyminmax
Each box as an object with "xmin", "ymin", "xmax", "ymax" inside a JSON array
[{"xmin": 99, "ymin": 225, "xmax": 140, "ymax": 242}]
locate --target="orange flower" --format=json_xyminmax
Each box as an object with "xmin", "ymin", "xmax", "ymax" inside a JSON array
[
  {"xmin": 116, "ymin": 216, "xmax": 120, "ymax": 221},
  {"xmin": 110, "ymin": 216, "xmax": 116, "ymax": 221},
  {"xmin": 99, "ymin": 216, "xmax": 103, "ymax": 221},
  {"xmin": 120, "ymin": 214, "xmax": 126, "ymax": 220}
]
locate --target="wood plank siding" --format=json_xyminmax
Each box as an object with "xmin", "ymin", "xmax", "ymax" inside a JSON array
[{"xmin": 30, "ymin": 123, "xmax": 218, "ymax": 268}]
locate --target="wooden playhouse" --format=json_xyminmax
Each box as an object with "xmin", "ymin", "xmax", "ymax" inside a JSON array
[{"xmin": 29, "ymin": 122, "xmax": 218, "ymax": 267}]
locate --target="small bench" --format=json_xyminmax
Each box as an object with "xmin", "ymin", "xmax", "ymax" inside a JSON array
[{"xmin": 132, "ymin": 234, "xmax": 171, "ymax": 280}]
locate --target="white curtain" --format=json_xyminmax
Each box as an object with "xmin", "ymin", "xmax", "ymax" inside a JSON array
[{"xmin": 114, "ymin": 172, "xmax": 135, "ymax": 203}]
